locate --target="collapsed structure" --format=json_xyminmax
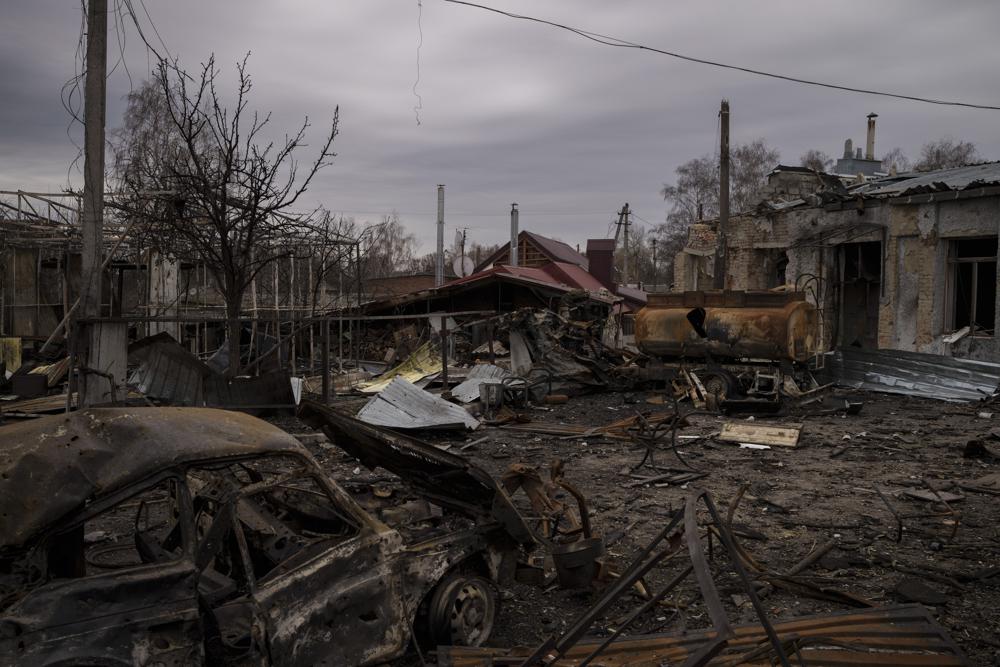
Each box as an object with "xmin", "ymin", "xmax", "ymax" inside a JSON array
[{"xmin": 674, "ymin": 162, "xmax": 1000, "ymax": 361}]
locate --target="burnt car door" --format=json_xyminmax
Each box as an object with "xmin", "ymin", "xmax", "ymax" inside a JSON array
[
  {"xmin": 187, "ymin": 454, "xmax": 409, "ymax": 666},
  {"xmin": 0, "ymin": 474, "xmax": 204, "ymax": 667}
]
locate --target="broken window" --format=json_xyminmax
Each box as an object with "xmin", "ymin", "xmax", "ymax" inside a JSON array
[
  {"xmin": 48, "ymin": 477, "xmax": 186, "ymax": 579},
  {"xmin": 837, "ymin": 242, "xmax": 881, "ymax": 349},
  {"xmin": 949, "ymin": 237, "xmax": 997, "ymax": 335}
]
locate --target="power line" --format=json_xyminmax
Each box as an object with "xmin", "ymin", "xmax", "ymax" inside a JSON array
[
  {"xmin": 413, "ymin": 0, "xmax": 424, "ymax": 125},
  {"xmin": 632, "ymin": 212, "xmax": 657, "ymax": 227},
  {"xmin": 120, "ymin": 0, "xmax": 169, "ymax": 63},
  {"xmin": 135, "ymin": 0, "xmax": 171, "ymax": 58},
  {"xmin": 443, "ymin": 0, "xmax": 1000, "ymax": 112}
]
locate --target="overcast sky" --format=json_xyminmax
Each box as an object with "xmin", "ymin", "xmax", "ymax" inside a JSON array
[{"xmin": 2, "ymin": 1, "xmax": 999, "ymax": 253}]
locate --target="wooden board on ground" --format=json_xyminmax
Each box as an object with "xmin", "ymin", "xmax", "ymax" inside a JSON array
[{"xmin": 719, "ymin": 422, "xmax": 802, "ymax": 448}]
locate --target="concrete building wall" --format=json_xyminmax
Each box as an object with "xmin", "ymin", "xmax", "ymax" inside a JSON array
[{"xmin": 672, "ymin": 192, "xmax": 1000, "ymax": 360}]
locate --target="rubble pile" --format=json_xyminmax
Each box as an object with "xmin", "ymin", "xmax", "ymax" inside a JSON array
[{"xmin": 2, "ymin": 301, "xmax": 999, "ymax": 665}]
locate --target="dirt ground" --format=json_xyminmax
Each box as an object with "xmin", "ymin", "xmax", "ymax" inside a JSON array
[{"xmin": 289, "ymin": 388, "xmax": 1000, "ymax": 665}]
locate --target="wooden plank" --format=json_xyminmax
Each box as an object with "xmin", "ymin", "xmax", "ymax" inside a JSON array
[{"xmin": 718, "ymin": 422, "xmax": 802, "ymax": 447}]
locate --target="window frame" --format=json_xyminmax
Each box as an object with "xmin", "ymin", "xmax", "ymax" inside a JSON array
[{"xmin": 946, "ymin": 237, "xmax": 998, "ymax": 336}]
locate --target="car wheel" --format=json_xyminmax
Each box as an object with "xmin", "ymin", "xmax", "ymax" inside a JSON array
[{"xmin": 425, "ymin": 573, "xmax": 497, "ymax": 647}]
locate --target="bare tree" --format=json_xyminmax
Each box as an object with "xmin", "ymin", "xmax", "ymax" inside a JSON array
[
  {"xmin": 915, "ymin": 138, "xmax": 980, "ymax": 172},
  {"xmin": 800, "ymin": 149, "xmax": 833, "ymax": 172},
  {"xmin": 660, "ymin": 156, "xmax": 717, "ymax": 226},
  {"xmin": 880, "ymin": 147, "xmax": 911, "ymax": 174},
  {"xmin": 357, "ymin": 214, "xmax": 418, "ymax": 279},
  {"xmin": 660, "ymin": 139, "xmax": 780, "ymax": 225},
  {"xmin": 304, "ymin": 211, "xmax": 359, "ymax": 315},
  {"xmin": 114, "ymin": 55, "xmax": 338, "ymax": 375},
  {"xmin": 730, "ymin": 139, "xmax": 780, "ymax": 213}
]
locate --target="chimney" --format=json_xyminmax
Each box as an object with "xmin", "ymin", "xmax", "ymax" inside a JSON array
[
  {"xmin": 435, "ymin": 185, "xmax": 445, "ymax": 286},
  {"xmin": 844, "ymin": 138, "xmax": 853, "ymax": 159},
  {"xmin": 586, "ymin": 238, "xmax": 616, "ymax": 290},
  {"xmin": 509, "ymin": 203, "xmax": 519, "ymax": 266},
  {"xmin": 856, "ymin": 147, "xmax": 862, "ymax": 160},
  {"xmin": 865, "ymin": 113, "xmax": 877, "ymax": 160}
]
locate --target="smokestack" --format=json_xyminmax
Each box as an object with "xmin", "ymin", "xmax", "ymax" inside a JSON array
[
  {"xmin": 435, "ymin": 185, "xmax": 445, "ymax": 286},
  {"xmin": 865, "ymin": 113, "xmax": 877, "ymax": 160},
  {"xmin": 510, "ymin": 203, "xmax": 519, "ymax": 266},
  {"xmin": 843, "ymin": 138, "xmax": 853, "ymax": 159},
  {"xmin": 856, "ymin": 147, "xmax": 862, "ymax": 160}
]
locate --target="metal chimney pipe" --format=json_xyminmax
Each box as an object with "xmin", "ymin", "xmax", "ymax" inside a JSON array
[
  {"xmin": 510, "ymin": 203, "xmax": 519, "ymax": 266},
  {"xmin": 865, "ymin": 113, "xmax": 877, "ymax": 160},
  {"xmin": 435, "ymin": 185, "xmax": 445, "ymax": 286}
]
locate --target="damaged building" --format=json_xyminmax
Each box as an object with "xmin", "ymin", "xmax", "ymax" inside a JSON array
[{"xmin": 674, "ymin": 161, "xmax": 1000, "ymax": 360}]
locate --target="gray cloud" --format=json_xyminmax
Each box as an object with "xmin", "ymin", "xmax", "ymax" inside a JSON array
[{"xmin": 3, "ymin": 0, "xmax": 999, "ymax": 251}]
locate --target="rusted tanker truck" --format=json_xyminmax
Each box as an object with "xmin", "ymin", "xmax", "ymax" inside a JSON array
[{"xmin": 632, "ymin": 290, "xmax": 820, "ymax": 407}]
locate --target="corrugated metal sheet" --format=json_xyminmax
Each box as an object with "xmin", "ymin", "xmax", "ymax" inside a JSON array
[
  {"xmin": 129, "ymin": 333, "xmax": 209, "ymax": 405},
  {"xmin": 863, "ymin": 162, "xmax": 1000, "ymax": 197},
  {"xmin": 826, "ymin": 347, "xmax": 1000, "ymax": 402},
  {"xmin": 357, "ymin": 377, "xmax": 479, "ymax": 430},
  {"xmin": 128, "ymin": 332, "xmax": 294, "ymax": 408},
  {"xmin": 359, "ymin": 341, "xmax": 442, "ymax": 394},
  {"xmin": 450, "ymin": 364, "xmax": 510, "ymax": 403}
]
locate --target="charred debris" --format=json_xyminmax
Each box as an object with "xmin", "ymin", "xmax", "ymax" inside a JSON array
[{"xmin": 2, "ymin": 284, "xmax": 1000, "ymax": 665}]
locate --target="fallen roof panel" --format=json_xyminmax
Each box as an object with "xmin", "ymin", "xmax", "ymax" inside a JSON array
[
  {"xmin": 826, "ymin": 347, "xmax": 1000, "ymax": 402},
  {"xmin": 358, "ymin": 340, "xmax": 441, "ymax": 394},
  {"xmin": 357, "ymin": 376, "xmax": 479, "ymax": 430},
  {"xmin": 128, "ymin": 333, "xmax": 295, "ymax": 408},
  {"xmin": 450, "ymin": 364, "xmax": 511, "ymax": 403}
]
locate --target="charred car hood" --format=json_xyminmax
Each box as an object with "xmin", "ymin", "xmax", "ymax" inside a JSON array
[{"xmin": 298, "ymin": 399, "xmax": 534, "ymax": 544}]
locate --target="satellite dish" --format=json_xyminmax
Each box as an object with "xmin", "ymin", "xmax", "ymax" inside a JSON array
[{"xmin": 453, "ymin": 255, "xmax": 475, "ymax": 277}]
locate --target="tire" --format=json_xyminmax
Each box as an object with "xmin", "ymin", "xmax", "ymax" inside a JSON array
[
  {"xmin": 424, "ymin": 573, "xmax": 497, "ymax": 647},
  {"xmin": 700, "ymin": 370, "xmax": 737, "ymax": 400}
]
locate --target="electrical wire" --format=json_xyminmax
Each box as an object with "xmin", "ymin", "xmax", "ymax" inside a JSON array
[
  {"xmin": 413, "ymin": 0, "xmax": 424, "ymax": 125},
  {"xmin": 61, "ymin": 1, "xmax": 88, "ymax": 183},
  {"xmin": 121, "ymin": 0, "xmax": 169, "ymax": 63},
  {"xmin": 136, "ymin": 0, "xmax": 171, "ymax": 58},
  {"xmin": 110, "ymin": 0, "xmax": 134, "ymax": 91},
  {"xmin": 443, "ymin": 0, "xmax": 1000, "ymax": 111},
  {"xmin": 632, "ymin": 212, "xmax": 656, "ymax": 227}
]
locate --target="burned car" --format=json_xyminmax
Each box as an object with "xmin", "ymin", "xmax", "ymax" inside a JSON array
[{"xmin": 0, "ymin": 405, "xmax": 530, "ymax": 666}]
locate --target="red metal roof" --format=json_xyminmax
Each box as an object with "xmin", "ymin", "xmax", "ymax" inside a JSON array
[
  {"xmin": 445, "ymin": 261, "xmax": 610, "ymax": 295},
  {"xmin": 523, "ymin": 231, "xmax": 589, "ymax": 270},
  {"xmin": 475, "ymin": 230, "xmax": 589, "ymax": 272}
]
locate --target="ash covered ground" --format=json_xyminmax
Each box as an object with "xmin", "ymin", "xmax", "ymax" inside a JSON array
[{"xmin": 279, "ymin": 388, "xmax": 1000, "ymax": 665}]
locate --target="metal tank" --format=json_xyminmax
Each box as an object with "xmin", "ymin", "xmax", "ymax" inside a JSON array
[{"xmin": 635, "ymin": 291, "xmax": 818, "ymax": 363}]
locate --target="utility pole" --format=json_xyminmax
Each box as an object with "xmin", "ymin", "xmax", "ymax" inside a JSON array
[
  {"xmin": 509, "ymin": 203, "xmax": 519, "ymax": 266},
  {"xmin": 79, "ymin": 0, "xmax": 111, "ymax": 407},
  {"xmin": 613, "ymin": 203, "xmax": 630, "ymax": 286},
  {"xmin": 714, "ymin": 99, "xmax": 730, "ymax": 289},
  {"xmin": 435, "ymin": 185, "xmax": 445, "ymax": 286}
]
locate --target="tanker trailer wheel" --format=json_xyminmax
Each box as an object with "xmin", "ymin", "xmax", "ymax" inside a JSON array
[{"xmin": 699, "ymin": 369, "xmax": 737, "ymax": 401}]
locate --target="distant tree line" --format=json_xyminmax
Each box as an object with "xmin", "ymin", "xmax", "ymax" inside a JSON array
[{"xmin": 800, "ymin": 138, "xmax": 981, "ymax": 174}]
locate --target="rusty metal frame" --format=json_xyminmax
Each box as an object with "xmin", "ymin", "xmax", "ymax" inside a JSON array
[
  {"xmin": 517, "ymin": 488, "xmax": 790, "ymax": 667},
  {"xmin": 438, "ymin": 603, "xmax": 969, "ymax": 666}
]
